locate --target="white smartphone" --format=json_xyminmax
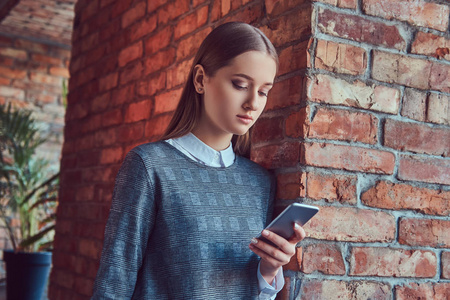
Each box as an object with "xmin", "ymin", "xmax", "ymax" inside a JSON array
[{"xmin": 258, "ymin": 203, "xmax": 319, "ymax": 246}]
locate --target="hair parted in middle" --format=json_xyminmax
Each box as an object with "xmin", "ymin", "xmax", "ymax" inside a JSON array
[{"xmin": 161, "ymin": 22, "xmax": 279, "ymax": 158}]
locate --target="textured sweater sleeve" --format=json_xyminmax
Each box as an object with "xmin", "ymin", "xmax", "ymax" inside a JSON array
[{"xmin": 92, "ymin": 150, "xmax": 156, "ymax": 299}]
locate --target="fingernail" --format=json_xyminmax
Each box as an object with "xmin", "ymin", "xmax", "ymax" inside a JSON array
[
  {"xmin": 251, "ymin": 238, "xmax": 258, "ymax": 244},
  {"xmin": 294, "ymin": 223, "xmax": 301, "ymax": 229},
  {"xmin": 262, "ymin": 230, "xmax": 269, "ymax": 236}
]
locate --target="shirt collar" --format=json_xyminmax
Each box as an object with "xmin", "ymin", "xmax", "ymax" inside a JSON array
[{"xmin": 171, "ymin": 132, "xmax": 235, "ymax": 167}]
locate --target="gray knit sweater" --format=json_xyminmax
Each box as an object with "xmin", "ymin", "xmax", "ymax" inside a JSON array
[{"xmin": 92, "ymin": 141, "xmax": 275, "ymax": 299}]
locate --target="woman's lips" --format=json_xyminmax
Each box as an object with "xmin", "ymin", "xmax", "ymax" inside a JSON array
[{"xmin": 237, "ymin": 115, "xmax": 253, "ymax": 124}]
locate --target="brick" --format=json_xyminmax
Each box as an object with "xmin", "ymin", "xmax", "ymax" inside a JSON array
[
  {"xmin": 265, "ymin": 75, "xmax": 303, "ymax": 111},
  {"xmin": 144, "ymin": 113, "xmax": 172, "ymax": 138},
  {"xmin": 301, "ymin": 243, "xmax": 345, "ymax": 275},
  {"xmin": 307, "ymin": 172, "xmax": 357, "ymax": 204},
  {"xmin": 317, "ymin": 8, "xmax": 406, "ymax": 50},
  {"xmin": 372, "ymin": 51, "xmax": 431, "ymax": 89},
  {"xmin": 401, "ymin": 88, "xmax": 427, "ymax": 122},
  {"xmin": 285, "ymin": 107, "xmax": 308, "ymax": 138},
  {"xmin": 363, "ymin": 0, "xmax": 449, "ymax": 32},
  {"xmin": 0, "ymin": 77, "xmax": 10, "ymax": 85},
  {"xmin": 260, "ymin": 7, "xmax": 312, "ymax": 47},
  {"xmin": 94, "ymin": 128, "xmax": 117, "ymax": 147},
  {"xmin": 30, "ymin": 72, "xmax": 61, "ymax": 86},
  {"xmin": 78, "ymin": 238, "xmax": 102, "ymax": 259},
  {"xmin": 102, "ymin": 108, "xmax": 123, "ymax": 127},
  {"xmin": 117, "ymin": 123, "xmax": 145, "ymax": 142},
  {"xmin": 396, "ymin": 283, "xmax": 450, "ymax": 300},
  {"xmin": 166, "ymin": 59, "xmax": 191, "ymax": 89},
  {"xmin": 399, "ymin": 155, "xmax": 450, "ymax": 185},
  {"xmin": 384, "ymin": 118, "xmax": 450, "ymax": 157},
  {"xmin": 154, "ymin": 88, "xmax": 181, "ymax": 114},
  {"xmin": 278, "ymin": 40, "xmax": 309, "ymax": 75},
  {"xmin": 220, "ymin": 3, "xmax": 262, "ymax": 24},
  {"xmin": 350, "ymin": 247, "xmax": 437, "ymax": 277},
  {"xmin": 412, "ymin": 31, "xmax": 450, "ymax": 61},
  {"xmin": 251, "ymin": 116, "xmax": 283, "ymax": 144},
  {"xmin": 176, "ymin": 27, "xmax": 211, "ymax": 60},
  {"xmin": 0, "ymin": 47, "xmax": 27, "ymax": 60},
  {"xmin": 75, "ymin": 186, "xmax": 95, "ymax": 202},
  {"xmin": 174, "ymin": 6, "xmax": 208, "ymax": 40},
  {"xmin": 49, "ymin": 67, "xmax": 70, "ymax": 78},
  {"xmin": 0, "ymin": 66, "xmax": 27, "ymax": 79},
  {"xmin": 112, "ymin": 84, "xmax": 135, "ymax": 107},
  {"xmin": 118, "ymin": 41, "xmax": 143, "ymax": 67},
  {"xmin": 31, "ymin": 54, "xmax": 62, "ymax": 66},
  {"xmin": 100, "ymin": 147, "xmax": 124, "ymax": 165},
  {"xmin": 147, "ymin": 0, "xmax": 167, "ymax": 12},
  {"xmin": 119, "ymin": 61, "xmax": 143, "ymax": 85},
  {"xmin": 430, "ymin": 61, "xmax": 450, "ymax": 93},
  {"xmin": 251, "ymin": 142, "xmax": 300, "ymax": 169},
  {"xmin": 143, "ymin": 48, "xmax": 175, "ymax": 75},
  {"xmin": 124, "ymin": 99, "xmax": 152, "ymax": 123},
  {"xmin": 399, "ymin": 218, "xmax": 450, "ymax": 248},
  {"xmin": 309, "ymin": 107, "xmax": 378, "ymax": 144},
  {"xmin": 362, "ymin": 181, "xmax": 450, "ymax": 216},
  {"xmin": 265, "ymin": 0, "xmax": 309, "ymax": 17},
  {"xmin": 276, "ymin": 172, "xmax": 306, "ymax": 200},
  {"xmin": 0, "ymin": 86, "xmax": 25, "ymax": 99},
  {"xmin": 138, "ymin": 71, "xmax": 166, "ymax": 96},
  {"xmin": 308, "ymin": 74, "xmax": 400, "ymax": 114},
  {"xmin": 122, "ymin": 1, "xmax": 146, "ymax": 28},
  {"xmin": 303, "ymin": 142, "xmax": 395, "ymax": 174},
  {"xmin": 315, "ymin": 40, "xmax": 367, "ymax": 75},
  {"xmin": 99, "ymin": 72, "xmax": 118, "ymax": 92},
  {"xmin": 305, "ymin": 206, "xmax": 395, "ymax": 242},
  {"xmin": 74, "ymin": 276, "xmax": 94, "ymax": 296},
  {"xmin": 128, "ymin": 15, "xmax": 157, "ymax": 42},
  {"xmin": 301, "ymin": 280, "xmax": 391, "ymax": 299},
  {"xmin": 442, "ymin": 252, "xmax": 450, "ymax": 279},
  {"xmin": 221, "ymin": 0, "xmax": 231, "ymax": 16},
  {"xmin": 427, "ymin": 93, "xmax": 449, "ymax": 126},
  {"xmin": 145, "ymin": 26, "xmax": 173, "ymax": 55},
  {"xmin": 157, "ymin": 0, "xmax": 189, "ymax": 25}
]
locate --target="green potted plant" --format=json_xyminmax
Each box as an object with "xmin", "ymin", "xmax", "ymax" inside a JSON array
[{"xmin": 0, "ymin": 103, "xmax": 59, "ymax": 300}]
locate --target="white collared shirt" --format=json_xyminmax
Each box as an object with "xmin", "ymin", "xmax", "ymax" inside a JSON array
[{"xmin": 164, "ymin": 132, "xmax": 283, "ymax": 299}]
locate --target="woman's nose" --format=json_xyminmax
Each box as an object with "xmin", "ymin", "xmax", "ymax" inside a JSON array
[{"xmin": 243, "ymin": 89, "xmax": 259, "ymax": 111}]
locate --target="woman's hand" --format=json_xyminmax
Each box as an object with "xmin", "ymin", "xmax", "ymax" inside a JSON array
[{"xmin": 248, "ymin": 223, "xmax": 306, "ymax": 285}]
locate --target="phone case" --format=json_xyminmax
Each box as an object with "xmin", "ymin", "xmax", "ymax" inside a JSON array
[{"xmin": 258, "ymin": 203, "xmax": 319, "ymax": 247}]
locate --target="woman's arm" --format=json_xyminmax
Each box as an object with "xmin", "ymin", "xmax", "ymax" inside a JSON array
[{"xmin": 92, "ymin": 150, "xmax": 156, "ymax": 299}]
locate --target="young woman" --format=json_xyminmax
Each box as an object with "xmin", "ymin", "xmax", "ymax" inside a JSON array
[{"xmin": 92, "ymin": 22, "xmax": 305, "ymax": 299}]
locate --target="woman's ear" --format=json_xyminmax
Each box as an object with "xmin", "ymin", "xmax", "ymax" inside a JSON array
[{"xmin": 193, "ymin": 64, "xmax": 206, "ymax": 94}]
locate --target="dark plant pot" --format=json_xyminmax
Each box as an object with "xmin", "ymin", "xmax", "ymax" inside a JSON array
[{"xmin": 3, "ymin": 250, "xmax": 52, "ymax": 300}]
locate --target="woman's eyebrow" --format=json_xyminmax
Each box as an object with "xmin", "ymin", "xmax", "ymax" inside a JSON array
[{"xmin": 233, "ymin": 73, "xmax": 273, "ymax": 86}]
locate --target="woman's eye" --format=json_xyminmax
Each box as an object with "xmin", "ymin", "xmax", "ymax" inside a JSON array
[
  {"xmin": 232, "ymin": 81, "xmax": 248, "ymax": 90},
  {"xmin": 259, "ymin": 91, "xmax": 268, "ymax": 97}
]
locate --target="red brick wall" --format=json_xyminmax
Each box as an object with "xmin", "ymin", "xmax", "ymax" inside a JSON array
[{"xmin": 51, "ymin": 0, "xmax": 449, "ymax": 299}]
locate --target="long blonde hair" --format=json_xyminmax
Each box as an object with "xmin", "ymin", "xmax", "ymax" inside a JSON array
[{"xmin": 161, "ymin": 22, "xmax": 278, "ymax": 158}]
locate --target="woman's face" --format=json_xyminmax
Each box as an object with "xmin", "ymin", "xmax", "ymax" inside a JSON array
[{"xmin": 196, "ymin": 51, "xmax": 277, "ymax": 140}]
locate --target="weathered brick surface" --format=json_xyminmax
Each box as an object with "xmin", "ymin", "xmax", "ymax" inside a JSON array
[
  {"xmin": 412, "ymin": 31, "xmax": 450, "ymax": 61},
  {"xmin": 305, "ymin": 206, "xmax": 396, "ymax": 242},
  {"xmin": 399, "ymin": 155, "xmax": 450, "ymax": 185},
  {"xmin": 362, "ymin": 181, "xmax": 450, "ymax": 216},
  {"xmin": 276, "ymin": 172, "xmax": 306, "ymax": 200},
  {"xmin": 395, "ymin": 283, "xmax": 450, "ymax": 300},
  {"xmin": 384, "ymin": 118, "xmax": 450, "ymax": 157},
  {"xmin": 399, "ymin": 218, "xmax": 450, "ymax": 248},
  {"xmin": 266, "ymin": 75, "xmax": 303, "ymax": 111},
  {"xmin": 251, "ymin": 142, "xmax": 300, "ymax": 169},
  {"xmin": 317, "ymin": 8, "xmax": 406, "ymax": 50},
  {"xmin": 301, "ymin": 243, "xmax": 346, "ymax": 275},
  {"xmin": 442, "ymin": 252, "xmax": 450, "ymax": 279},
  {"xmin": 315, "ymin": 39, "xmax": 367, "ymax": 75},
  {"xmin": 373, "ymin": 51, "xmax": 450, "ymax": 93},
  {"xmin": 427, "ymin": 93, "xmax": 449, "ymax": 126},
  {"xmin": 308, "ymin": 107, "xmax": 378, "ymax": 144},
  {"xmin": 401, "ymin": 88, "xmax": 427, "ymax": 122},
  {"xmin": 308, "ymin": 74, "xmax": 400, "ymax": 114},
  {"xmin": 363, "ymin": 0, "xmax": 450, "ymax": 32},
  {"xmin": 303, "ymin": 143, "xmax": 395, "ymax": 174},
  {"xmin": 306, "ymin": 172, "xmax": 357, "ymax": 204},
  {"xmin": 301, "ymin": 280, "xmax": 391, "ymax": 299},
  {"xmin": 350, "ymin": 247, "xmax": 437, "ymax": 277}
]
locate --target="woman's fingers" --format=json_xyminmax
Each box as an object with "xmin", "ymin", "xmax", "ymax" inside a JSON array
[
  {"xmin": 249, "ymin": 239, "xmax": 290, "ymax": 266},
  {"xmin": 288, "ymin": 223, "xmax": 306, "ymax": 243}
]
